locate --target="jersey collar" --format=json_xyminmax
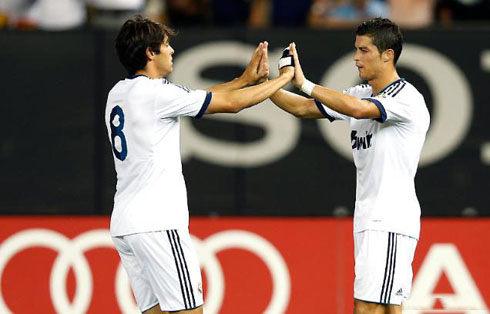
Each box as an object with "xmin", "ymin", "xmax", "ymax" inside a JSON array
[
  {"xmin": 372, "ymin": 78, "xmax": 405, "ymax": 96},
  {"xmin": 127, "ymin": 74, "xmax": 148, "ymax": 80}
]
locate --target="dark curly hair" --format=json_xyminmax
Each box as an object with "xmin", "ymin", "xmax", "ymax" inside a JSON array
[
  {"xmin": 115, "ymin": 15, "xmax": 176, "ymax": 75},
  {"xmin": 356, "ymin": 18, "xmax": 403, "ymax": 65}
]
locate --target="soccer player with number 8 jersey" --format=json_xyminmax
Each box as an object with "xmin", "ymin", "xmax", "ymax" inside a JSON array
[{"xmin": 105, "ymin": 16, "xmax": 294, "ymax": 314}]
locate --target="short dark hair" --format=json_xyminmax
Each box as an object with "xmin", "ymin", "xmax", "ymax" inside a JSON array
[
  {"xmin": 356, "ymin": 18, "xmax": 403, "ymax": 64},
  {"xmin": 115, "ymin": 15, "xmax": 176, "ymax": 75}
]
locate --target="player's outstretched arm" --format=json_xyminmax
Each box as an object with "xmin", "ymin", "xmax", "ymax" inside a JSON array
[
  {"xmin": 270, "ymin": 89, "xmax": 324, "ymax": 119},
  {"xmin": 269, "ymin": 43, "xmax": 324, "ymax": 119},
  {"xmin": 289, "ymin": 43, "xmax": 380, "ymax": 120},
  {"xmin": 205, "ymin": 55, "xmax": 293, "ymax": 114},
  {"xmin": 205, "ymin": 42, "xmax": 270, "ymax": 93}
]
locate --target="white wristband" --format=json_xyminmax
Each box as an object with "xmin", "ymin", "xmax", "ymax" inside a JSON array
[{"xmin": 300, "ymin": 79, "xmax": 315, "ymax": 96}]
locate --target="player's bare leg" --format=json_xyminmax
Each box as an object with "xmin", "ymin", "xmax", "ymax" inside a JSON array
[
  {"xmin": 354, "ymin": 299, "xmax": 402, "ymax": 314},
  {"xmin": 354, "ymin": 299, "xmax": 383, "ymax": 314},
  {"xmin": 387, "ymin": 305, "xmax": 402, "ymax": 314},
  {"xmin": 143, "ymin": 304, "xmax": 203, "ymax": 314}
]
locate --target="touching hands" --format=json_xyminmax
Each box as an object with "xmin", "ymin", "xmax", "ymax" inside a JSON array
[
  {"xmin": 257, "ymin": 42, "xmax": 269, "ymax": 83},
  {"xmin": 242, "ymin": 41, "xmax": 270, "ymax": 85},
  {"xmin": 242, "ymin": 41, "xmax": 305, "ymax": 86},
  {"xmin": 289, "ymin": 43, "xmax": 306, "ymax": 88},
  {"xmin": 278, "ymin": 43, "xmax": 295, "ymax": 81},
  {"xmin": 279, "ymin": 63, "xmax": 294, "ymax": 81}
]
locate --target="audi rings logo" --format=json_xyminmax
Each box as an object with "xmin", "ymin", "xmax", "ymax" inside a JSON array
[
  {"xmin": 0, "ymin": 229, "xmax": 290, "ymax": 314},
  {"xmin": 192, "ymin": 231, "xmax": 290, "ymax": 314}
]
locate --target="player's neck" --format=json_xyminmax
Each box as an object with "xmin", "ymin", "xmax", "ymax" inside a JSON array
[
  {"xmin": 135, "ymin": 69, "xmax": 153, "ymax": 78},
  {"xmin": 136, "ymin": 67, "xmax": 166, "ymax": 79},
  {"xmin": 369, "ymin": 69, "xmax": 400, "ymax": 96}
]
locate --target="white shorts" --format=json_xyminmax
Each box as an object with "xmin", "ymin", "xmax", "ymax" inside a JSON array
[
  {"xmin": 354, "ymin": 230, "xmax": 417, "ymax": 306},
  {"xmin": 112, "ymin": 229, "xmax": 204, "ymax": 312}
]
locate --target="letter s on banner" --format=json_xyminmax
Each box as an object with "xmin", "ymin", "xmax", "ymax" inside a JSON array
[
  {"xmin": 317, "ymin": 44, "xmax": 473, "ymax": 167},
  {"xmin": 169, "ymin": 41, "xmax": 300, "ymax": 167}
]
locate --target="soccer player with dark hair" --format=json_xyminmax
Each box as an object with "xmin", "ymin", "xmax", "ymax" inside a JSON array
[
  {"xmin": 270, "ymin": 18, "xmax": 430, "ymax": 313},
  {"xmin": 106, "ymin": 15, "xmax": 294, "ymax": 314}
]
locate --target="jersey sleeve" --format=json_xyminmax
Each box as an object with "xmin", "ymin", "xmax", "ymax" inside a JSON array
[
  {"xmin": 312, "ymin": 85, "xmax": 366, "ymax": 122},
  {"xmin": 314, "ymin": 99, "xmax": 351, "ymax": 122},
  {"xmin": 362, "ymin": 94, "xmax": 414, "ymax": 124},
  {"xmin": 155, "ymin": 82, "xmax": 212, "ymax": 119}
]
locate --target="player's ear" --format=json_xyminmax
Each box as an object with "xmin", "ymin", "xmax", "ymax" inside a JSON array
[
  {"xmin": 383, "ymin": 49, "xmax": 394, "ymax": 63},
  {"xmin": 145, "ymin": 47, "xmax": 155, "ymax": 61}
]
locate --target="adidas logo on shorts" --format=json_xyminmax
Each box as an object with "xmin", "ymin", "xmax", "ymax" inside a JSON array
[{"xmin": 395, "ymin": 288, "xmax": 403, "ymax": 296}]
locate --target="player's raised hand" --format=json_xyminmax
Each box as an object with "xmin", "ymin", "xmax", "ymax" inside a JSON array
[
  {"xmin": 278, "ymin": 43, "xmax": 295, "ymax": 81},
  {"xmin": 290, "ymin": 43, "xmax": 306, "ymax": 88},
  {"xmin": 241, "ymin": 41, "xmax": 266, "ymax": 85},
  {"xmin": 276, "ymin": 43, "xmax": 295, "ymax": 82},
  {"xmin": 279, "ymin": 64, "xmax": 294, "ymax": 81},
  {"xmin": 257, "ymin": 41, "xmax": 269, "ymax": 83}
]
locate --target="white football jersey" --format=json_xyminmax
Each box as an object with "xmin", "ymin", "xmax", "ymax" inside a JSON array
[
  {"xmin": 105, "ymin": 75, "xmax": 211, "ymax": 236},
  {"xmin": 316, "ymin": 79, "xmax": 430, "ymax": 239}
]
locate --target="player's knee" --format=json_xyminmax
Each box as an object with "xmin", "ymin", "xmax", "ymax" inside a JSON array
[
  {"xmin": 354, "ymin": 299, "xmax": 381, "ymax": 314},
  {"xmin": 142, "ymin": 304, "xmax": 165, "ymax": 314}
]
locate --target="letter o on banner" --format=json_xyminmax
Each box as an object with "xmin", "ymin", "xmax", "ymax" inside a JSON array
[
  {"xmin": 170, "ymin": 41, "xmax": 300, "ymax": 168},
  {"xmin": 317, "ymin": 44, "xmax": 473, "ymax": 166}
]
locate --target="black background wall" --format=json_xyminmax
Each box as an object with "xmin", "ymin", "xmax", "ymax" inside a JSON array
[{"xmin": 1, "ymin": 28, "xmax": 489, "ymax": 217}]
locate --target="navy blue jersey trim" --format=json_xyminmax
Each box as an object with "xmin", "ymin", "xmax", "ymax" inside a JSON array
[
  {"xmin": 380, "ymin": 232, "xmax": 394, "ymax": 304},
  {"xmin": 195, "ymin": 92, "xmax": 212, "ymax": 119},
  {"xmin": 169, "ymin": 230, "xmax": 196, "ymax": 309},
  {"xmin": 363, "ymin": 98, "xmax": 387, "ymax": 123},
  {"xmin": 314, "ymin": 99, "xmax": 335, "ymax": 122},
  {"xmin": 387, "ymin": 235, "xmax": 398, "ymax": 304},
  {"xmin": 374, "ymin": 78, "xmax": 405, "ymax": 96},
  {"xmin": 392, "ymin": 82, "xmax": 406, "ymax": 97},
  {"xmin": 166, "ymin": 230, "xmax": 189, "ymax": 309},
  {"xmin": 174, "ymin": 230, "xmax": 196, "ymax": 308},
  {"xmin": 170, "ymin": 230, "xmax": 192, "ymax": 309},
  {"xmin": 127, "ymin": 74, "xmax": 147, "ymax": 80},
  {"xmin": 379, "ymin": 233, "xmax": 399, "ymax": 304},
  {"xmin": 386, "ymin": 82, "xmax": 401, "ymax": 96}
]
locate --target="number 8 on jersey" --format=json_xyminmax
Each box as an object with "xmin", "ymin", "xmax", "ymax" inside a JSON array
[{"xmin": 110, "ymin": 105, "xmax": 128, "ymax": 161}]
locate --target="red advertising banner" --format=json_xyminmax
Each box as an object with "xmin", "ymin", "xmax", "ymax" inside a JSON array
[{"xmin": 0, "ymin": 217, "xmax": 488, "ymax": 314}]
